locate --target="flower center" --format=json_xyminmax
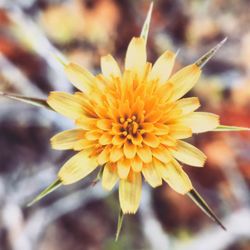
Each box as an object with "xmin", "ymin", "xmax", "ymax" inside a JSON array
[{"xmin": 120, "ymin": 115, "xmax": 140, "ymax": 138}]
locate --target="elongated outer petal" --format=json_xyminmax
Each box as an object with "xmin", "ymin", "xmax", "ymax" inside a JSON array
[
  {"xmin": 170, "ymin": 140, "xmax": 207, "ymax": 167},
  {"xmin": 125, "ymin": 37, "xmax": 146, "ymax": 77},
  {"xmin": 168, "ymin": 64, "xmax": 201, "ymax": 102},
  {"xmin": 157, "ymin": 159, "xmax": 193, "ymax": 194},
  {"xmin": 149, "ymin": 50, "xmax": 176, "ymax": 84},
  {"xmin": 175, "ymin": 97, "xmax": 200, "ymax": 116},
  {"xmin": 47, "ymin": 92, "xmax": 84, "ymax": 119},
  {"xmin": 119, "ymin": 171, "xmax": 142, "ymax": 214},
  {"xmin": 117, "ymin": 158, "xmax": 131, "ymax": 179},
  {"xmin": 177, "ymin": 112, "xmax": 219, "ymax": 133},
  {"xmin": 101, "ymin": 54, "xmax": 121, "ymax": 78},
  {"xmin": 58, "ymin": 151, "xmax": 98, "ymax": 185},
  {"xmin": 142, "ymin": 163, "xmax": 162, "ymax": 187},
  {"xmin": 102, "ymin": 163, "xmax": 118, "ymax": 190},
  {"xmin": 65, "ymin": 63, "xmax": 96, "ymax": 92},
  {"xmin": 50, "ymin": 129, "xmax": 84, "ymax": 150},
  {"xmin": 168, "ymin": 124, "xmax": 192, "ymax": 139}
]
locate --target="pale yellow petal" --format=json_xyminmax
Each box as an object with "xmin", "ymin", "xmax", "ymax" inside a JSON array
[
  {"xmin": 75, "ymin": 116, "xmax": 97, "ymax": 130},
  {"xmin": 47, "ymin": 92, "xmax": 84, "ymax": 119},
  {"xmin": 168, "ymin": 64, "xmax": 201, "ymax": 102},
  {"xmin": 119, "ymin": 171, "xmax": 142, "ymax": 214},
  {"xmin": 58, "ymin": 151, "xmax": 98, "ymax": 185},
  {"xmin": 137, "ymin": 145, "xmax": 152, "ymax": 163},
  {"xmin": 99, "ymin": 133, "xmax": 113, "ymax": 145},
  {"xmin": 123, "ymin": 141, "xmax": 137, "ymax": 159},
  {"xmin": 110, "ymin": 146, "xmax": 123, "ymax": 162},
  {"xmin": 101, "ymin": 54, "xmax": 121, "ymax": 78},
  {"xmin": 151, "ymin": 145, "xmax": 172, "ymax": 163},
  {"xmin": 143, "ymin": 133, "xmax": 160, "ymax": 148},
  {"xmin": 170, "ymin": 140, "xmax": 207, "ymax": 167},
  {"xmin": 168, "ymin": 124, "xmax": 192, "ymax": 139},
  {"xmin": 125, "ymin": 37, "xmax": 146, "ymax": 77},
  {"xmin": 102, "ymin": 163, "xmax": 118, "ymax": 190},
  {"xmin": 97, "ymin": 146, "xmax": 111, "ymax": 165},
  {"xmin": 65, "ymin": 63, "xmax": 96, "ymax": 92},
  {"xmin": 157, "ymin": 159, "xmax": 193, "ymax": 194},
  {"xmin": 117, "ymin": 158, "xmax": 131, "ymax": 179},
  {"xmin": 131, "ymin": 155, "xmax": 143, "ymax": 172},
  {"xmin": 85, "ymin": 130, "xmax": 102, "ymax": 140},
  {"xmin": 50, "ymin": 129, "xmax": 84, "ymax": 150},
  {"xmin": 177, "ymin": 112, "xmax": 219, "ymax": 133},
  {"xmin": 96, "ymin": 119, "xmax": 112, "ymax": 130},
  {"xmin": 175, "ymin": 97, "xmax": 200, "ymax": 116},
  {"xmin": 142, "ymin": 163, "xmax": 162, "ymax": 187},
  {"xmin": 149, "ymin": 50, "xmax": 176, "ymax": 84}
]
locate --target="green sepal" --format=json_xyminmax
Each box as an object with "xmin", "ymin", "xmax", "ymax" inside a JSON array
[
  {"xmin": 213, "ymin": 125, "xmax": 250, "ymax": 131},
  {"xmin": 50, "ymin": 51, "xmax": 68, "ymax": 67},
  {"xmin": 0, "ymin": 92, "xmax": 53, "ymax": 110},
  {"xmin": 140, "ymin": 2, "xmax": 154, "ymax": 43},
  {"xmin": 27, "ymin": 178, "xmax": 62, "ymax": 207},
  {"xmin": 187, "ymin": 188, "xmax": 226, "ymax": 230},
  {"xmin": 115, "ymin": 208, "xmax": 124, "ymax": 242},
  {"xmin": 195, "ymin": 38, "xmax": 227, "ymax": 68}
]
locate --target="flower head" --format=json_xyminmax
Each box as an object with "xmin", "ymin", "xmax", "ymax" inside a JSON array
[
  {"xmin": 6, "ymin": 2, "xmax": 250, "ymax": 236},
  {"xmin": 47, "ymin": 32, "xmax": 221, "ymax": 214}
]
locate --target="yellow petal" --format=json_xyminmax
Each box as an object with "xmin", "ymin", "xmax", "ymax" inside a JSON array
[
  {"xmin": 149, "ymin": 50, "xmax": 176, "ymax": 84},
  {"xmin": 117, "ymin": 158, "xmax": 131, "ymax": 179},
  {"xmin": 151, "ymin": 145, "xmax": 172, "ymax": 163},
  {"xmin": 112, "ymin": 135, "xmax": 126, "ymax": 146},
  {"xmin": 131, "ymin": 155, "xmax": 143, "ymax": 172},
  {"xmin": 101, "ymin": 54, "xmax": 121, "ymax": 78},
  {"xmin": 137, "ymin": 145, "xmax": 152, "ymax": 163},
  {"xmin": 168, "ymin": 64, "xmax": 201, "ymax": 102},
  {"xmin": 58, "ymin": 151, "xmax": 98, "ymax": 185},
  {"xmin": 102, "ymin": 163, "xmax": 118, "ymax": 190},
  {"xmin": 64, "ymin": 63, "xmax": 96, "ymax": 92},
  {"xmin": 178, "ymin": 112, "xmax": 219, "ymax": 133},
  {"xmin": 143, "ymin": 133, "xmax": 160, "ymax": 148},
  {"xmin": 123, "ymin": 141, "xmax": 137, "ymax": 159},
  {"xmin": 85, "ymin": 130, "xmax": 102, "ymax": 140},
  {"xmin": 125, "ymin": 37, "xmax": 146, "ymax": 77},
  {"xmin": 110, "ymin": 146, "xmax": 123, "ymax": 162},
  {"xmin": 131, "ymin": 132, "xmax": 143, "ymax": 145},
  {"xmin": 142, "ymin": 163, "xmax": 162, "ymax": 187},
  {"xmin": 97, "ymin": 146, "xmax": 111, "ymax": 165},
  {"xmin": 119, "ymin": 171, "xmax": 142, "ymax": 214},
  {"xmin": 153, "ymin": 123, "xmax": 169, "ymax": 136},
  {"xmin": 73, "ymin": 139, "xmax": 96, "ymax": 151},
  {"xmin": 157, "ymin": 159, "xmax": 193, "ymax": 194},
  {"xmin": 170, "ymin": 140, "xmax": 207, "ymax": 167},
  {"xmin": 175, "ymin": 97, "xmax": 200, "ymax": 116},
  {"xmin": 168, "ymin": 124, "xmax": 192, "ymax": 139},
  {"xmin": 96, "ymin": 119, "xmax": 112, "ymax": 130},
  {"xmin": 99, "ymin": 133, "xmax": 113, "ymax": 145},
  {"xmin": 48, "ymin": 92, "xmax": 84, "ymax": 119},
  {"xmin": 50, "ymin": 129, "xmax": 84, "ymax": 150},
  {"xmin": 75, "ymin": 116, "xmax": 97, "ymax": 130},
  {"xmin": 159, "ymin": 135, "xmax": 177, "ymax": 147}
]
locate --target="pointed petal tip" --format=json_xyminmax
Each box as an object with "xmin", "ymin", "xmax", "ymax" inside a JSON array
[
  {"xmin": 195, "ymin": 37, "xmax": 228, "ymax": 68},
  {"xmin": 187, "ymin": 189, "xmax": 226, "ymax": 231},
  {"xmin": 115, "ymin": 209, "xmax": 124, "ymax": 241},
  {"xmin": 213, "ymin": 125, "xmax": 250, "ymax": 132},
  {"xmin": 140, "ymin": 2, "xmax": 154, "ymax": 42},
  {"xmin": 27, "ymin": 179, "xmax": 62, "ymax": 207}
]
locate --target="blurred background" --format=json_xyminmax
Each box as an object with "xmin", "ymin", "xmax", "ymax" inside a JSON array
[{"xmin": 0, "ymin": 0, "xmax": 250, "ymax": 249}]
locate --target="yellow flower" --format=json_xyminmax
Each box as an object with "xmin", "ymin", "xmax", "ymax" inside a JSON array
[
  {"xmin": 4, "ymin": 2, "xmax": 250, "ymax": 235},
  {"xmin": 47, "ymin": 36, "xmax": 219, "ymax": 214}
]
